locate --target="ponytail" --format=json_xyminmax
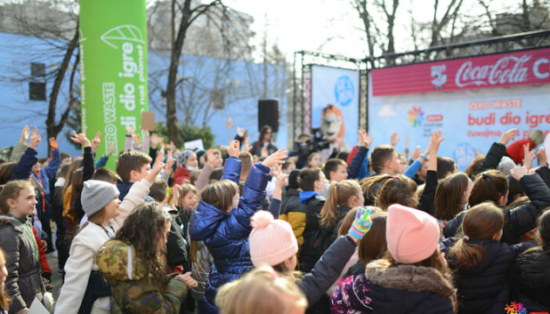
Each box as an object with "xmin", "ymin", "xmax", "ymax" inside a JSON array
[
  {"xmin": 469, "ymin": 170, "xmax": 508, "ymax": 207},
  {"xmin": 448, "ymin": 202, "xmax": 504, "ymax": 268},
  {"xmin": 320, "ymin": 180, "xmax": 361, "ymax": 228}
]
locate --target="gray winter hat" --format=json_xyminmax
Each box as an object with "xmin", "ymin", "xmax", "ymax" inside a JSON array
[
  {"xmin": 81, "ymin": 180, "xmax": 120, "ymax": 217},
  {"xmin": 177, "ymin": 150, "xmax": 194, "ymax": 168}
]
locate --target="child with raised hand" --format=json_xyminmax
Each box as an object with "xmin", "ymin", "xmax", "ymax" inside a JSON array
[
  {"xmin": 216, "ymin": 266, "xmax": 308, "ymax": 314},
  {"xmin": 443, "ymin": 166, "xmax": 550, "ymax": 244},
  {"xmin": 0, "ymin": 180, "xmax": 43, "ymax": 314},
  {"xmin": 189, "ymin": 140, "xmax": 287, "ymax": 314},
  {"xmin": 54, "ymin": 151, "xmax": 166, "ymax": 314},
  {"xmin": 248, "ymin": 206, "xmax": 372, "ymax": 314},
  {"xmin": 441, "ymin": 202, "xmax": 534, "ymax": 314},
  {"xmin": 510, "ymin": 209, "xmax": 550, "ymax": 311},
  {"xmin": 96, "ymin": 203, "xmax": 198, "ymax": 313}
]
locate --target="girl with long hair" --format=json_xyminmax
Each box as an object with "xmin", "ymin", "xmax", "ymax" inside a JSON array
[
  {"xmin": 434, "ymin": 172, "xmax": 472, "ymax": 235},
  {"xmin": 443, "ymin": 167, "xmax": 550, "ymax": 244},
  {"xmin": 96, "ymin": 203, "xmax": 197, "ymax": 313},
  {"xmin": 443, "ymin": 202, "xmax": 533, "ymax": 314},
  {"xmin": 189, "ymin": 140, "xmax": 287, "ymax": 314},
  {"xmin": 0, "ymin": 180, "xmax": 43, "ymax": 314},
  {"xmin": 55, "ymin": 133, "xmax": 165, "ymax": 314}
]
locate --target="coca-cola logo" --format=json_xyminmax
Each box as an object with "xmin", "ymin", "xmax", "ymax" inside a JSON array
[{"xmin": 455, "ymin": 55, "xmax": 531, "ymax": 87}]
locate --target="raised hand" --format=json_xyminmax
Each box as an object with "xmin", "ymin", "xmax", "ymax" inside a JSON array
[
  {"xmin": 171, "ymin": 184, "xmax": 182, "ymax": 206},
  {"xmin": 48, "ymin": 137, "xmax": 58, "ymax": 150},
  {"xmin": 206, "ymin": 149, "xmax": 216, "ymax": 166},
  {"xmin": 499, "ymin": 128, "xmax": 517, "ymax": 146},
  {"xmin": 362, "ymin": 131, "xmax": 373, "ymax": 149},
  {"xmin": 150, "ymin": 133, "xmax": 163, "ymax": 149},
  {"xmin": 262, "ymin": 148, "xmax": 288, "ymax": 168},
  {"xmin": 20, "ymin": 125, "xmax": 29, "ymax": 144},
  {"xmin": 106, "ymin": 142, "xmax": 116, "ymax": 157},
  {"xmin": 126, "ymin": 127, "xmax": 134, "ymax": 137},
  {"xmin": 145, "ymin": 151, "xmax": 166, "ymax": 184},
  {"xmin": 348, "ymin": 207, "xmax": 373, "ymax": 242},
  {"xmin": 165, "ymin": 150, "xmax": 175, "ymax": 172},
  {"xmin": 236, "ymin": 126, "xmax": 245, "ymax": 138},
  {"xmin": 523, "ymin": 144, "xmax": 536, "ymax": 170},
  {"xmin": 29, "ymin": 127, "xmax": 41, "ymax": 149},
  {"xmin": 391, "ymin": 132, "xmax": 400, "ymax": 147},
  {"xmin": 510, "ymin": 166, "xmax": 528, "ymax": 181},
  {"xmin": 91, "ymin": 131, "xmax": 101, "ymax": 152},
  {"xmin": 429, "ymin": 130, "xmax": 445, "ymax": 155},
  {"xmin": 228, "ymin": 140, "xmax": 240, "ymax": 158},
  {"xmin": 274, "ymin": 164, "xmax": 288, "ymax": 188},
  {"xmin": 412, "ymin": 146, "xmax": 421, "ymax": 160},
  {"xmin": 242, "ymin": 137, "xmax": 252, "ymax": 153},
  {"xmin": 132, "ymin": 133, "xmax": 141, "ymax": 147},
  {"xmin": 70, "ymin": 130, "xmax": 91, "ymax": 147}
]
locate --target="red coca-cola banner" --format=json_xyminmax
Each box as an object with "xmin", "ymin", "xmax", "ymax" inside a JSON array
[{"xmin": 371, "ymin": 47, "xmax": 550, "ymax": 97}]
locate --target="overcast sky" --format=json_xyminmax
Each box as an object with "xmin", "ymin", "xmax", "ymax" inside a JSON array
[{"xmin": 224, "ymin": 0, "xmax": 521, "ymax": 61}]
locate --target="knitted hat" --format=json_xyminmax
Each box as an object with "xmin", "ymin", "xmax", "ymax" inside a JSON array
[
  {"xmin": 386, "ymin": 204, "xmax": 440, "ymax": 264},
  {"xmin": 249, "ymin": 211, "xmax": 298, "ymax": 267},
  {"xmin": 177, "ymin": 150, "xmax": 194, "ymax": 168},
  {"xmin": 497, "ymin": 156, "xmax": 516, "ymax": 175},
  {"xmin": 81, "ymin": 180, "xmax": 120, "ymax": 217}
]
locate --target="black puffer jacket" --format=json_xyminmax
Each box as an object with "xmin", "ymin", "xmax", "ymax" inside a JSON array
[
  {"xmin": 444, "ymin": 172, "xmax": 550, "ymax": 244},
  {"xmin": 510, "ymin": 248, "xmax": 550, "ymax": 312},
  {"xmin": 299, "ymin": 194, "xmax": 326, "ymax": 273},
  {"xmin": 0, "ymin": 216, "xmax": 44, "ymax": 314},
  {"xmin": 441, "ymin": 238, "xmax": 532, "ymax": 314}
]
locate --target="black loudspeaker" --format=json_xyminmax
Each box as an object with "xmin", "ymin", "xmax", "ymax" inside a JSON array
[{"xmin": 258, "ymin": 99, "xmax": 279, "ymax": 132}]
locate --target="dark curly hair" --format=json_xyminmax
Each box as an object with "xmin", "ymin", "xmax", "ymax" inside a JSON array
[{"xmin": 114, "ymin": 202, "xmax": 172, "ymax": 291}]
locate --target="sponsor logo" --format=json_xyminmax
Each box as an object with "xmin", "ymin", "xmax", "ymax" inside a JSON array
[
  {"xmin": 426, "ymin": 114, "xmax": 443, "ymax": 122},
  {"xmin": 455, "ymin": 55, "xmax": 530, "ymax": 88},
  {"xmin": 407, "ymin": 106, "xmax": 424, "ymax": 127},
  {"xmin": 504, "ymin": 301, "xmax": 527, "ymax": 314},
  {"xmin": 431, "ymin": 65, "xmax": 447, "ymax": 88},
  {"xmin": 334, "ymin": 75, "xmax": 355, "ymax": 107}
]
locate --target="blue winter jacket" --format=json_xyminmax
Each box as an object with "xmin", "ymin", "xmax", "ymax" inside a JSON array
[{"xmin": 189, "ymin": 157, "xmax": 270, "ymax": 314}]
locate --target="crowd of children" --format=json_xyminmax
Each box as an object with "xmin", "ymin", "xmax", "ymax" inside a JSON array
[{"xmin": 0, "ymin": 124, "xmax": 549, "ymax": 314}]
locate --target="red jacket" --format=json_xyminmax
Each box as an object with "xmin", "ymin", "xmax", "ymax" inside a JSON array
[
  {"xmin": 32, "ymin": 226, "xmax": 51, "ymax": 278},
  {"xmin": 506, "ymin": 138, "xmax": 534, "ymax": 165},
  {"xmin": 173, "ymin": 166, "xmax": 191, "ymax": 186}
]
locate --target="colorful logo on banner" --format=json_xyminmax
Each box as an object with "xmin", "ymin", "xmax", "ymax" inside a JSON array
[
  {"xmin": 454, "ymin": 142, "xmax": 476, "ymax": 170},
  {"xmin": 504, "ymin": 301, "xmax": 528, "ymax": 314},
  {"xmin": 407, "ymin": 106, "xmax": 424, "ymax": 127},
  {"xmin": 334, "ymin": 75, "xmax": 355, "ymax": 107}
]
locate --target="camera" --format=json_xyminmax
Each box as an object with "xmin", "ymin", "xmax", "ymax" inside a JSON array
[{"xmin": 294, "ymin": 128, "xmax": 331, "ymax": 158}]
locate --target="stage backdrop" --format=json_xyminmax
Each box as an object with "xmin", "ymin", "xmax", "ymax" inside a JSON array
[
  {"xmin": 311, "ymin": 65, "xmax": 359, "ymax": 151},
  {"xmin": 80, "ymin": 0, "xmax": 148, "ymax": 168},
  {"xmin": 368, "ymin": 47, "xmax": 550, "ymax": 171}
]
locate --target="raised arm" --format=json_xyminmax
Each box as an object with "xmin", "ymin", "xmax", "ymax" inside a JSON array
[
  {"xmin": 11, "ymin": 127, "xmax": 40, "ymax": 181},
  {"xmin": 348, "ymin": 129, "xmax": 371, "ymax": 179},
  {"xmin": 475, "ymin": 129, "xmax": 516, "ymax": 177},
  {"xmin": 221, "ymin": 140, "xmax": 242, "ymax": 184},
  {"xmin": 417, "ymin": 130, "xmax": 444, "ymax": 216}
]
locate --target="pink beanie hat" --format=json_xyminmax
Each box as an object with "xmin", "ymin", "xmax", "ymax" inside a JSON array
[
  {"xmin": 249, "ymin": 211, "xmax": 298, "ymax": 267},
  {"xmin": 386, "ymin": 204, "xmax": 440, "ymax": 264}
]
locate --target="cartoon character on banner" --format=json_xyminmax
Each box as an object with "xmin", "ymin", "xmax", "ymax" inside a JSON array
[{"xmin": 319, "ymin": 104, "xmax": 350, "ymax": 162}]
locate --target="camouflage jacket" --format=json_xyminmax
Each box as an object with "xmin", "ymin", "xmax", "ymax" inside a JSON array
[{"xmin": 96, "ymin": 240, "xmax": 189, "ymax": 314}]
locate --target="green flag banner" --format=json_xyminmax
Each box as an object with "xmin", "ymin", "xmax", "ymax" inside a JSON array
[{"xmin": 79, "ymin": 0, "xmax": 148, "ymax": 168}]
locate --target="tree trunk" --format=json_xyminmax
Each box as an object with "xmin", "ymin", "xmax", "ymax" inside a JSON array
[
  {"xmin": 166, "ymin": 0, "xmax": 192, "ymax": 148},
  {"xmin": 45, "ymin": 23, "xmax": 79, "ymax": 153}
]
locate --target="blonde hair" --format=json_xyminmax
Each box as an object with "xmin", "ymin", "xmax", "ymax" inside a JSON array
[
  {"xmin": 216, "ymin": 266, "xmax": 307, "ymax": 314},
  {"xmin": 320, "ymin": 180, "xmax": 361, "ymax": 228},
  {"xmin": 528, "ymin": 130, "xmax": 544, "ymax": 146}
]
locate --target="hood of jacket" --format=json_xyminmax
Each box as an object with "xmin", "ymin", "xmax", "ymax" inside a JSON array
[
  {"xmin": 96, "ymin": 240, "xmax": 148, "ymax": 282},
  {"xmin": 365, "ymin": 260, "xmax": 455, "ymax": 314},
  {"xmin": 515, "ymin": 248, "xmax": 550, "ymax": 289},
  {"xmin": 0, "ymin": 215, "xmax": 29, "ymax": 232}
]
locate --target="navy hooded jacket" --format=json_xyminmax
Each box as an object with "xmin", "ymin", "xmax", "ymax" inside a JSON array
[{"xmin": 189, "ymin": 156, "xmax": 270, "ymax": 314}]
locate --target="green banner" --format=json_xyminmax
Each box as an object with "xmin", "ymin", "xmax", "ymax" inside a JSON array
[{"xmin": 79, "ymin": 0, "xmax": 148, "ymax": 168}]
